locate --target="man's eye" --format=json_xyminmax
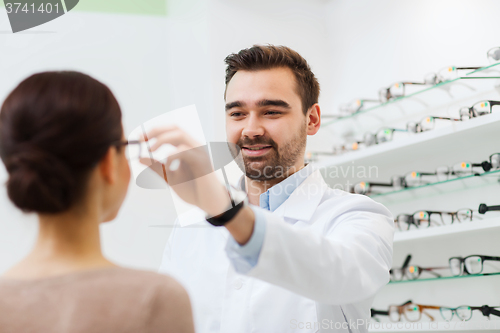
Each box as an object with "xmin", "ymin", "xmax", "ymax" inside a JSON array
[
  {"xmin": 230, "ymin": 112, "xmax": 243, "ymax": 117},
  {"xmin": 266, "ymin": 111, "xmax": 282, "ymax": 115}
]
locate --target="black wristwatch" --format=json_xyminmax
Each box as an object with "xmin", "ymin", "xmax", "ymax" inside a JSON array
[{"xmin": 205, "ymin": 187, "xmax": 248, "ymax": 227}]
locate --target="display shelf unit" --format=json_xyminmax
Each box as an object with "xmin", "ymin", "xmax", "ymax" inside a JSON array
[
  {"xmin": 322, "ymin": 63, "xmax": 500, "ymax": 127},
  {"xmin": 368, "ymin": 320, "xmax": 500, "ymax": 333},
  {"xmin": 393, "ymin": 217, "xmax": 500, "ymax": 243},
  {"xmin": 321, "ymin": 59, "xmax": 500, "ymax": 333},
  {"xmin": 366, "ymin": 169, "xmax": 500, "ymax": 204},
  {"xmin": 310, "ymin": 63, "xmax": 500, "ymax": 157},
  {"xmin": 314, "ymin": 111, "xmax": 500, "ymax": 186}
]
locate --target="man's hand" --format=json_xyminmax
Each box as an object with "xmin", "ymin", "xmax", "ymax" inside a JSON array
[{"xmin": 139, "ymin": 125, "xmax": 231, "ymax": 217}]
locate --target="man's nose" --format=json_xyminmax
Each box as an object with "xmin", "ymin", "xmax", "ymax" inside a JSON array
[{"xmin": 241, "ymin": 114, "xmax": 265, "ymax": 138}]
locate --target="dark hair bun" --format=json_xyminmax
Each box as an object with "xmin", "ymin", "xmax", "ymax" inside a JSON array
[
  {"xmin": 5, "ymin": 148, "xmax": 75, "ymax": 213},
  {"xmin": 0, "ymin": 71, "xmax": 123, "ymax": 215}
]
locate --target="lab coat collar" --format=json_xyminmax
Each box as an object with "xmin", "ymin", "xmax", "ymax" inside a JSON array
[
  {"xmin": 238, "ymin": 163, "xmax": 315, "ymax": 213},
  {"xmin": 238, "ymin": 166, "xmax": 328, "ymax": 223},
  {"xmin": 277, "ymin": 169, "xmax": 328, "ymax": 223}
]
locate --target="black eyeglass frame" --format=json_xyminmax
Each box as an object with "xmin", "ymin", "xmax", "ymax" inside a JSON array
[
  {"xmin": 112, "ymin": 140, "xmax": 143, "ymax": 159},
  {"xmin": 440, "ymin": 305, "xmax": 500, "ymax": 321},
  {"xmin": 449, "ymin": 255, "xmax": 500, "ymax": 276}
]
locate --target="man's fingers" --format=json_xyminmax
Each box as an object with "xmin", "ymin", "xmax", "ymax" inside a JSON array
[
  {"xmin": 149, "ymin": 131, "xmax": 184, "ymax": 151},
  {"xmin": 163, "ymin": 144, "xmax": 190, "ymax": 172},
  {"xmin": 141, "ymin": 127, "xmax": 201, "ymax": 153},
  {"xmin": 139, "ymin": 157, "xmax": 156, "ymax": 166}
]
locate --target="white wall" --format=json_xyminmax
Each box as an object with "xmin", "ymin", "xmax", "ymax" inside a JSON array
[{"xmin": 324, "ymin": 0, "xmax": 500, "ymax": 117}]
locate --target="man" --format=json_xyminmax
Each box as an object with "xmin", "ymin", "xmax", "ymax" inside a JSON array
[{"xmin": 145, "ymin": 45, "xmax": 394, "ymax": 333}]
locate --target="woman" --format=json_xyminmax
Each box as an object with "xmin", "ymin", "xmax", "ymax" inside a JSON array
[{"xmin": 0, "ymin": 71, "xmax": 195, "ymax": 333}]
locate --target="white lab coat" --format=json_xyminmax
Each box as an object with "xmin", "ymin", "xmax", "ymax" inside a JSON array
[{"xmin": 159, "ymin": 169, "xmax": 394, "ymax": 333}]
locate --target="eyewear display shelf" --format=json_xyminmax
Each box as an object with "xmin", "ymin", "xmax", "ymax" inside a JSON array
[
  {"xmin": 315, "ymin": 111, "xmax": 500, "ymax": 187},
  {"xmin": 310, "ymin": 64, "xmax": 500, "ymax": 333},
  {"xmin": 319, "ymin": 63, "xmax": 500, "ymax": 140}
]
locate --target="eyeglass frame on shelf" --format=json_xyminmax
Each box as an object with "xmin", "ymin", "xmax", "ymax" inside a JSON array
[
  {"xmin": 459, "ymin": 100, "xmax": 500, "ymax": 120},
  {"xmin": 394, "ymin": 208, "xmax": 474, "ymax": 231},
  {"xmin": 449, "ymin": 255, "xmax": 500, "ymax": 276}
]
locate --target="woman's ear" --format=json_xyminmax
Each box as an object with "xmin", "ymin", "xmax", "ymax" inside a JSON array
[
  {"xmin": 99, "ymin": 146, "xmax": 118, "ymax": 184},
  {"xmin": 306, "ymin": 104, "xmax": 321, "ymax": 135}
]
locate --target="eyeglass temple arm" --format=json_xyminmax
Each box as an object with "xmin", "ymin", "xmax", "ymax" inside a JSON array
[
  {"xmin": 413, "ymin": 172, "xmax": 437, "ymax": 176},
  {"xmin": 456, "ymin": 67, "xmax": 482, "ymax": 70},
  {"xmin": 401, "ymin": 82, "xmax": 427, "ymax": 85},
  {"xmin": 421, "ymin": 310, "xmax": 436, "ymax": 321},
  {"xmin": 421, "ymin": 305, "xmax": 441, "ymax": 321},
  {"xmin": 401, "ymin": 255, "xmax": 412, "ymax": 269},
  {"xmin": 419, "ymin": 267, "xmax": 442, "ymax": 277},
  {"xmin": 371, "ymin": 309, "xmax": 389, "ymax": 317},
  {"xmin": 431, "ymin": 116, "xmax": 461, "ymax": 121},
  {"xmin": 365, "ymin": 182, "xmax": 393, "ymax": 188},
  {"xmin": 427, "ymin": 265, "xmax": 450, "ymax": 274},
  {"xmin": 482, "ymin": 255, "xmax": 500, "ymax": 261},
  {"xmin": 488, "ymin": 101, "xmax": 500, "ymax": 107},
  {"xmin": 478, "ymin": 203, "xmax": 500, "ymax": 214}
]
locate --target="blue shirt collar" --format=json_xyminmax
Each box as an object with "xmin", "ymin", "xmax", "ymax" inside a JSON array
[{"xmin": 238, "ymin": 163, "xmax": 315, "ymax": 212}]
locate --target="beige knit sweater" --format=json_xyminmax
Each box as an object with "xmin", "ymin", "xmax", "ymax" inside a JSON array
[{"xmin": 0, "ymin": 267, "xmax": 195, "ymax": 333}]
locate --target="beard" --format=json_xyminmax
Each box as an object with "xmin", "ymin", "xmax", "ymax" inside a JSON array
[{"xmin": 230, "ymin": 123, "xmax": 307, "ymax": 181}]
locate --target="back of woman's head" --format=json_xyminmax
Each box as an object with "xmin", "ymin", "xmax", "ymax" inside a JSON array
[{"xmin": 0, "ymin": 71, "xmax": 123, "ymax": 214}]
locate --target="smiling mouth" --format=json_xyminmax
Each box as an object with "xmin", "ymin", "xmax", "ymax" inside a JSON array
[
  {"xmin": 243, "ymin": 146, "xmax": 272, "ymax": 150},
  {"xmin": 242, "ymin": 146, "xmax": 273, "ymax": 156}
]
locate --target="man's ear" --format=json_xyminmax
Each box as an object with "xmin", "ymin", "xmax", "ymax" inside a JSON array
[
  {"xmin": 99, "ymin": 146, "xmax": 117, "ymax": 184},
  {"xmin": 306, "ymin": 104, "xmax": 321, "ymax": 135}
]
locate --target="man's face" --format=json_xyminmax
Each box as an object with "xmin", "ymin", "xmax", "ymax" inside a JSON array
[{"xmin": 225, "ymin": 67, "xmax": 307, "ymax": 181}]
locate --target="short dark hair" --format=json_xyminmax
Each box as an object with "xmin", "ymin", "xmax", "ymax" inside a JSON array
[
  {"xmin": 0, "ymin": 71, "xmax": 123, "ymax": 214},
  {"xmin": 224, "ymin": 44, "xmax": 320, "ymax": 115}
]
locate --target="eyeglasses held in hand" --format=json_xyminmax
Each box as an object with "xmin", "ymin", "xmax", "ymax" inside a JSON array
[
  {"xmin": 449, "ymin": 255, "xmax": 500, "ymax": 276},
  {"xmin": 113, "ymin": 140, "xmax": 147, "ymax": 160}
]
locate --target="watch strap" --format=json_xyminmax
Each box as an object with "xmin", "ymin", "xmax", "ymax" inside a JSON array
[{"xmin": 206, "ymin": 200, "xmax": 245, "ymax": 227}]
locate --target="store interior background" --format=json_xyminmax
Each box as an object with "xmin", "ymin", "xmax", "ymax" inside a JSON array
[{"xmin": 1, "ymin": 0, "xmax": 499, "ymax": 278}]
